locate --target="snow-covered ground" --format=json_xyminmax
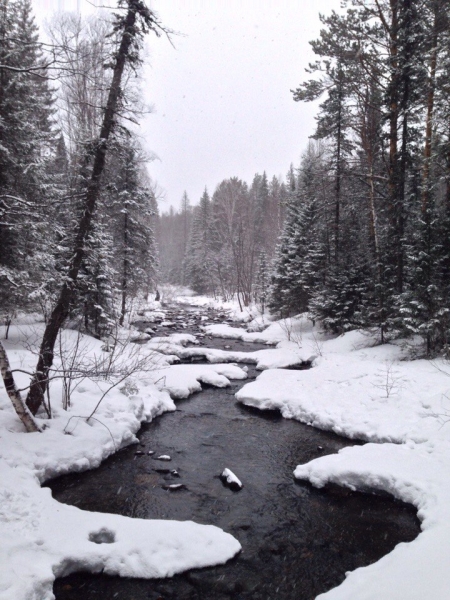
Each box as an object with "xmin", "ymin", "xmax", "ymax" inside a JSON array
[
  {"xmin": 3, "ymin": 297, "xmax": 450, "ymax": 599},
  {"xmin": 0, "ymin": 321, "xmax": 244, "ymax": 600}
]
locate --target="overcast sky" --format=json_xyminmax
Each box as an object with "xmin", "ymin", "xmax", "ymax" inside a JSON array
[
  {"xmin": 144, "ymin": 0, "xmax": 341, "ymax": 211},
  {"xmin": 35, "ymin": 0, "xmax": 340, "ymax": 210}
]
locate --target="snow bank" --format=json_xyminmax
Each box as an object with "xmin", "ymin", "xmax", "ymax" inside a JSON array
[
  {"xmin": 202, "ymin": 321, "xmax": 288, "ymax": 344},
  {"xmin": 157, "ymin": 344, "xmax": 311, "ymax": 370},
  {"xmin": 1, "ymin": 460, "xmax": 240, "ymax": 600},
  {"xmin": 235, "ymin": 317, "xmax": 450, "ymax": 600},
  {"xmin": 295, "ymin": 441, "xmax": 450, "ymax": 600},
  {"xmin": 145, "ymin": 331, "xmax": 311, "ymax": 370},
  {"xmin": 149, "ymin": 363, "xmax": 247, "ymax": 399},
  {"xmin": 0, "ymin": 324, "xmax": 242, "ymax": 600}
]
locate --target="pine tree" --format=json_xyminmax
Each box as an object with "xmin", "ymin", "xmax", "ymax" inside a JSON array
[
  {"xmin": 184, "ymin": 188, "xmax": 215, "ymax": 294},
  {"xmin": 269, "ymin": 145, "xmax": 326, "ymax": 317},
  {"xmin": 106, "ymin": 137, "xmax": 158, "ymax": 325},
  {"xmin": 0, "ymin": 0, "xmax": 57, "ymax": 319}
]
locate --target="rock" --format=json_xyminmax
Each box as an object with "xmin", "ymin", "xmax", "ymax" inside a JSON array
[
  {"xmin": 155, "ymin": 454, "xmax": 171, "ymax": 461},
  {"xmin": 134, "ymin": 451, "xmax": 145, "ymax": 456},
  {"xmin": 171, "ymin": 469, "xmax": 180, "ymax": 477},
  {"xmin": 155, "ymin": 468, "xmax": 171, "ymax": 474},
  {"xmin": 130, "ymin": 332, "xmax": 151, "ymax": 343},
  {"xmin": 224, "ymin": 345, "xmax": 231, "ymax": 349},
  {"xmin": 317, "ymin": 445, "xmax": 323, "ymax": 451},
  {"xmin": 147, "ymin": 450, "xmax": 155, "ymax": 455},
  {"xmin": 163, "ymin": 483, "xmax": 185, "ymax": 491},
  {"xmin": 220, "ymin": 468, "xmax": 243, "ymax": 491}
]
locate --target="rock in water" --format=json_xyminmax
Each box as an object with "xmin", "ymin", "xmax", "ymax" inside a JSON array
[
  {"xmin": 220, "ymin": 468, "xmax": 243, "ymax": 491},
  {"xmin": 155, "ymin": 455, "xmax": 171, "ymax": 461},
  {"xmin": 163, "ymin": 483, "xmax": 185, "ymax": 491}
]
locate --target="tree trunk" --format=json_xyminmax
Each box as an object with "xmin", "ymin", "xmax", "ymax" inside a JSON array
[
  {"xmin": 334, "ymin": 68, "xmax": 344, "ymax": 264},
  {"xmin": 119, "ymin": 206, "xmax": 129, "ymax": 327},
  {"xmin": 26, "ymin": 1, "xmax": 144, "ymax": 415},
  {"xmin": 421, "ymin": 8, "xmax": 438, "ymax": 215},
  {"xmin": 0, "ymin": 340, "xmax": 41, "ymax": 432}
]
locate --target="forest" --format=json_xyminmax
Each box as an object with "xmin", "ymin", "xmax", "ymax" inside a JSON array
[
  {"xmin": 160, "ymin": 0, "xmax": 450, "ymax": 356},
  {"xmin": 1, "ymin": 0, "xmax": 450, "ymax": 429}
]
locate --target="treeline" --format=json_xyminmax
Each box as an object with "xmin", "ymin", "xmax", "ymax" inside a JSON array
[
  {"xmin": 159, "ymin": 0, "xmax": 450, "ymax": 354},
  {"xmin": 270, "ymin": 0, "xmax": 450, "ymax": 354},
  {"xmin": 0, "ymin": 1, "xmax": 158, "ymax": 339},
  {"xmin": 158, "ymin": 173, "xmax": 287, "ymax": 309}
]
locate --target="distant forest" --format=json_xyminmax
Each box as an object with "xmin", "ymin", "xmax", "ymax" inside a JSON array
[{"xmin": 160, "ymin": 0, "xmax": 450, "ymax": 355}]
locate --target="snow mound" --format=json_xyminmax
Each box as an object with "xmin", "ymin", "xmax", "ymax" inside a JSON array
[
  {"xmin": 294, "ymin": 442, "xmax": 450, "ymax": 600},
  {"xmin": 150, "ymin": 363, "xmax": 247, "ymax": 399}
]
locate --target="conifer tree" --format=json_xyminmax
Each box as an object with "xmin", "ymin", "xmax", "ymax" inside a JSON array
[
  {"xmin": 0, "ymin": 0, "xmax": 56, "ymax": 319},
  {"xmin": 184, "ymin": 188, "xmax": 214, "ymax": 294}
]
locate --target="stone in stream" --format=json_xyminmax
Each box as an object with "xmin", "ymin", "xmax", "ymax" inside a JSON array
[
  {"xmin": 155, "ymin": 454, "xmax": 171, "ymax": 461},
  {"xmin": 130, "ymin": 332, "xmax": 151, "ymax": 343},
  {"xmin": 147, "ymin": 450, "xmax": 155, "ymax": 455},
  {"xmin": 163, "ymin": 483, "xmax": 185, "ymax": 491},
  {"xmin": 220, "ymin": 468, "xmax": 243, "ymax": 491},
  {"xmin": 134, "ymin": 450, "xmax": 145, "ymax": 456},
  {"xmin": 170, "ymin": 469, "xmax": 180, "ymax": 477}
]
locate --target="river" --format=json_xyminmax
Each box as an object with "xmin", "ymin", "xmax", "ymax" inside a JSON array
[{"xmin": 48, "ymin": 305, "xmax": 420, "ymax": 599}]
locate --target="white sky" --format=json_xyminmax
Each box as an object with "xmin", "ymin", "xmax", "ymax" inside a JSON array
[{"xmin": 34, "ymin": 0, "xmax": 340, "ymax": 209}]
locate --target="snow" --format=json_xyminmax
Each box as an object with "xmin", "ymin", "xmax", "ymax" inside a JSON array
[
  {"xmin": 154, "ymin": 343, "xmax": 311, "ymax": 370},
  {"xmin": 149, "ymin": 362, "xmax": 247, "ymax": 399},
  {"xmin": 145, "ymin": 330, "xmax": 311, "ymax": 370},
  {"xmin": 202, "ymin": 320, "xmax": 293, "ymax": 344},
  {"xmin": 236, "ymin": 315, "xmax": 450, "ymax": 599},
  {"xmin": 0, "ymin": 322, "xmax": 242, "ymax": 600}
]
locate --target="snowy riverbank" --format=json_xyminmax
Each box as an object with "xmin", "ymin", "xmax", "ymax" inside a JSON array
[
  {"xmin": 0, "ymin": 319, "xmax": 244, "ymax": 600},
  {"xmin": 2, "ymin": 299, "xmax": 450, "ymax": 599},
  {"xmin": 233, "ymin": 316, "xmax": 450, "ymax": 600}
]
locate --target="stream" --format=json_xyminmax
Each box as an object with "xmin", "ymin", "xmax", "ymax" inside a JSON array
[{"xmin": 49, "ymin": 305, "xmax": 420, "ymax": 600}]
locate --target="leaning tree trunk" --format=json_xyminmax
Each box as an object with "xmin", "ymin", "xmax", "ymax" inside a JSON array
[
  {"xmin": 25, "ymin": 0, "xmax": 149, "ymax": 416},
  {"xmin": 0, "ymin": 341, "xmax": 41, "ymax": 432}
]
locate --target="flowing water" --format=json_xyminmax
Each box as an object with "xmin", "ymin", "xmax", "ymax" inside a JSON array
[{"xmin": 49, "ymin": 306, "xmax": 420, "ymax": 599}]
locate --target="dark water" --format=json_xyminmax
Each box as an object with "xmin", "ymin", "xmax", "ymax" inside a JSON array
[{"xmin": 49, "ymin": 310, "xmax": 420, "ymax": 600}]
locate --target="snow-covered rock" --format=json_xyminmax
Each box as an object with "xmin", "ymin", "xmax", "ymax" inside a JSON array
[{"xmin": 220, "ymin": 468, "xmax": 243, "ymax": 491}]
